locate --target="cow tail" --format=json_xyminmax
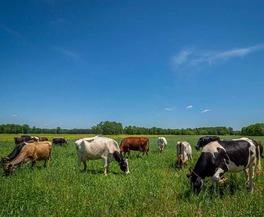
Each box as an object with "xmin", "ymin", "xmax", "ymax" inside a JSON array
[{"xmin": 256, "ymin": 144, "xmax": 262, "ymax": 176}]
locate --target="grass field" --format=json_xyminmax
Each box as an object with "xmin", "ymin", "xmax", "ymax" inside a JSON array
[{"xmin": 0, "ymin": 134, "xmax": 264, "ymax": 217}]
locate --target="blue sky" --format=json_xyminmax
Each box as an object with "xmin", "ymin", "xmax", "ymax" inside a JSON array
[{"xmin": 0, "ymin": 1, "xmax": 264, "ymax": 130}]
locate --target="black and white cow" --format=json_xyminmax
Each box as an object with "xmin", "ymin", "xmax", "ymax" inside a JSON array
[
  {"xmin": 187, "ymin": 138, "xmax": 261, "ymax": 195},
  {"xmin": 52, "ymin": 137, "xmax": 68, "ymax": 145},
  {"xmin": 195, "ymin": 136, "xmax": 220, "ymax": 150}
]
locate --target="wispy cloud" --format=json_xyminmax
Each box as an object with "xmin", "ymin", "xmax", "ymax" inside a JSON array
[
  {"xmin": 165, "ymin": 107, "xmax": 173, "ymax": 112},
  {"xmin": 12, "ymin": 114, "xmax": 17, "ymax": 117},
  {"xmin": 0, "ymin": 23, "xmax": 25, "ymax": 42},
  {"xmin": 53, "ymin": 47, "xmax": 80, "ymax": 62},
  {"xmin": 201, "ymin": 109, "xmax": 210, "ymax": 113},
  {"xmin": 186, "ymin": 105, "xmax": 193, "ymax": 109},
  {"xmin": 171, "ymin": 44, "xmax": 264, "ymax": 69},
  {"xmin": 171, "ymin": 48, "xmax": 193, "ymax": 66}
]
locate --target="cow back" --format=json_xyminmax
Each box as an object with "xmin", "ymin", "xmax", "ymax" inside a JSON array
[
  {"xmin": 120, "ymin": 137, "xmax": 148, "ymax": 150},
  {"xmin": 76, "ymin": 137, "xmax": 119, "ymax": 160}
]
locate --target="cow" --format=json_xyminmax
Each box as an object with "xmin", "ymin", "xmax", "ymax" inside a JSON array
[
  {"xmin": 0, "ymin": 142, "xmax": 28, "ymax": 167},
  {"xmin": 4, "ymin": 141, "xmax": 52, "ymax": 176},
  {"xmin": 39, "ymin": 137, "xmax": 49, "ymax": 141},
  {"xmin": 52, "ymin": 137, "xmax": 68, "ymax": 145},
  {"xmin": 14, "ymin": 136, "xmax": 39, "ymax": 145},
  {"xmin": 157, "ymin": 137, "xmax": 167, "ymax": 153},
  {"xmin": 195, "ymin": 136, "xmax": 221, "ymax": 150},
  {"xmin": 187, "ymin": 138, "xmax": 262, "ymax": 195},
  {"xmin": 14, "ymin": 136, "xmax": 31, "ymax": 145},
  {"xmin": 119, "ymin": 137, "xmax": 149, "ymax": 157},
  {"xmin": 176, "ymin": 141, "xmax": 192, "ymax": 168},
  {"xmin": 75, "ymin": 136, "xmax": 129, "ymax": 175}
]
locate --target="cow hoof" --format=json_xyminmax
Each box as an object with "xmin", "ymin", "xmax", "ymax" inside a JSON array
[{"xmin": 219, "ymin": 177, "xmax": 228, "ymax": 185}]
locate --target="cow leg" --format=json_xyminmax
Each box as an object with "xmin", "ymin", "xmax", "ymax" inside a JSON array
[
  {"xmin": 43, "ymin": 159, "xmax": 47, "ymax": 167},
  {"xmin": 47, "ymin": 150, "xmax": 51, "ymax": 167},
  {"xmin": 102, "ymin": 156, "xmax": 108, "ymax": 175},
  {"xmin": 188, "ymin": 154, "xmax": 193, "ymax": 161},
  {"xmin": 244, "ymin": 168, "xmax": 249, "ymax": 186},
  {"xmin": 247, "ymin": 163, "xmax": 255, "ymax": 193},
  {"xmin": 159, "ymin": 145, "xmax": 163, "ymax": 153},
  {"xmin": 31, "ymin": 160, "xmax": 36, "ymax": 169},
  {"xmin": 83, "ymin": 161, "xmax": 87, "ymax": 171},
  {"xmin": 212, "ymin": 167, "xmax": 226, "ymax": 192}
]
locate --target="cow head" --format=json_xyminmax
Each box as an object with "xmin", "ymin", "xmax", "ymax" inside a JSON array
[
  {"xmin": 4, "ymin": 163, "xmax": 14, "ymax": 176},
  {"xmin": 195, "ymin": 136, "xmax": 220, "ymax": 151},
  {"xmin": 187, "ymin": 167, "xmax": 203, "ymax": 195},
  {"xmin": 119, "ymin": 158, "xmax": 130, "ymax": 174},
  {"xmin": 113, "ymin": 151, "xmax": 130, "ymax": 174},
  {"xmin": 0, "ymin": 157, "xmax": 9, "ymax": 167}
]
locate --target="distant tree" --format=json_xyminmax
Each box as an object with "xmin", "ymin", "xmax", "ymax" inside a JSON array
[
  {"xmin": 22, "ymin": 124, "xmax": 30, "ymax": 134},
  {"xmin": 56, "ymin": 127, "xmax": 61, "ymax": 134},
  {"xmin": 241, "ymin": 123, "xmax": 264, "ymax": 136},
  {"xmin": 92, "ymin": 121, "xmax": 123, "ymax": 135}
]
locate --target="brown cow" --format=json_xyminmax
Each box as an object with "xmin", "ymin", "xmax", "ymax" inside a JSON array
[
  {"xmin": 119, "ymin": 137, "xmax": 149, "ymax": 157},
  {"xmin": 4, "ymin": 141, "xmax": 52, "ymax": 176}
]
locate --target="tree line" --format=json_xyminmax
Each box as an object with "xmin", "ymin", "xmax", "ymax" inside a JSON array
[{"xmin": 0, "ymin": 122, "xmax": 263, "ymax": 136}]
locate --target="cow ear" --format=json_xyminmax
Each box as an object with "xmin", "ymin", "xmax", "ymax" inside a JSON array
[
  {"xmin": 189, "ymin": 167, "xmax": 193, "ymax": 173},
  {"xmin": 186, "ymin": 173, "xmax": 191, "ymax": 179}
]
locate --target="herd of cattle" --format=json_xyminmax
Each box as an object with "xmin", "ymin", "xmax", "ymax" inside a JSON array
[{"xmin": 1, "ymin": 135, "xmax": 263, "ymax": 195}]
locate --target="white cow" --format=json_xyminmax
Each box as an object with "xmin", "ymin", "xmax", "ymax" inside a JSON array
[
  {"xmin": 75, "ymin": 136, "xmax": 129, "ymax": 175},
  {"xmin": 176, "ymin": 141, "xmax": 192, "ymax": 168},
  {"xmin": 157, "ymin": 137, "xmax": 167, "ymax": 153}
]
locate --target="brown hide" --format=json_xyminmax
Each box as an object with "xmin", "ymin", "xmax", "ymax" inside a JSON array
[
  {"xmin": 4, "ymin": 141, "xmax": 52, "ymax": 175},
  {"xmin": 119, "ymin": 137, "xmax": 149, "ymax": 157}
]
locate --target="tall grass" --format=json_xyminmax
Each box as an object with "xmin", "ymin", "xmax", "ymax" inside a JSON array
[{"xmin": 0, "ymin": 135, "xmax": 263, "ymax": 216}]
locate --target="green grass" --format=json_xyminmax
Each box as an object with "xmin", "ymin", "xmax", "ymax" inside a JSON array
[{"xmin": 0, "ymin": 135, "xmax": 264, "ymax": 216}]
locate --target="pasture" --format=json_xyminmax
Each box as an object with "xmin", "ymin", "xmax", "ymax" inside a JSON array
[{"xmin": 0, "ymin": 134, "xmax": 264, "ymax": 216}]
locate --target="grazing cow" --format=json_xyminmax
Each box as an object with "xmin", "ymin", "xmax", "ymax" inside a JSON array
[
  {"xmin": 14, "ymin": 136, "xmax": 31, "ymax": 145},
  {"xmin": 195, "ymin": 136, "xmax": 220, "ymax": 150},
  {"xmin": 14, "ymin": 136, "xmax": 39, "ymax": 145},
  {"xmin": 119, "ymin": 137, "xmax": 149, "ymax": 157},
  {"xmin": 157, "ymin": 137, "xmax": 167, "ymax": 153},
  {"xmin": 187, "ymin": 138, "xmax": 262, "ymax": 195},
  {"xmin": 52, "ymin": 137, "xmax": 68, "ymax": 145},
  {"xmin": 176, "ymin": 141, "xmax": 192, "ymax": 168},
  {"xmin": 4, "ymin": 141, "xmax": 52, "ymax": 176},
  {"xmin": 39, "ymin": 137, "xmax": 49, "ymax": 141},
  {"xmin": 75, "ymin": 136, "xmax": 129, "ymax": 175},
  {"xmin": 0, "ymin": 142, "xmax": 28, "ymax": 167}
]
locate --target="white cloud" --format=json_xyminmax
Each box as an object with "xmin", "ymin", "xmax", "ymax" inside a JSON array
[
  {"xmin": 201, "ymin": 109, "xmax": 210, "ymax": 113},
  {"xmin": 12, "ymin": 114, "xmax": 17, "ymax": 117},
  {"xmin": 165, "ymin": 107, "xmax": 173, "ymax": 111},
  {"xmin": 171, "ymin": 44, "xmax": 264, "ymax": 69},
  {"xmin": 186, "ymin": 105, "xmax": 193, "ymax": 109},
  {"xmin": 170, "ymin": 48, "xmax": 193, "ymax": 66}
]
